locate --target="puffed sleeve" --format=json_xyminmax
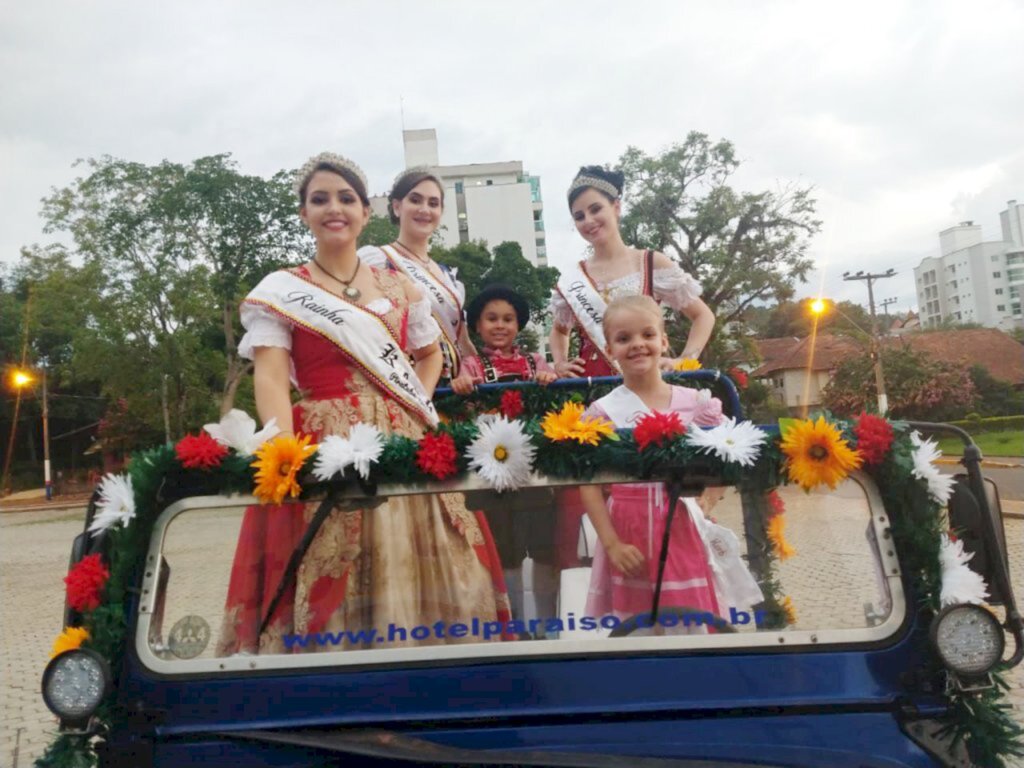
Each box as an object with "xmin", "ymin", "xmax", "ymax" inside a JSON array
[
  {"xmin": 548, "ymin": 289, "xmax": 574, "ymax": 330},
  {"xmin": 358, "ymin": 244, "xmax": 390, "ymax": 270},
  {"xmin": 238, "ymin": 303, "xmax": 292, "ymax": 360},
  {"xmin": 652, "ymin": 265, "xmax": 703, "ymax": 312},
  {"xmin": 692, "ymin": 389, "xmax": 724, "ymax": 427},
  {"xmin": 406, "ymin": 296, "xmax": 442, "ymax": 350}
]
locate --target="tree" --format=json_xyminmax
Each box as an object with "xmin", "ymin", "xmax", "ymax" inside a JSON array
[
  {"xmin": 40, "ymin": 155, "xmax": 309, "ymax": 435},
  {"xmin": 968, "ymin": 364, "xmax": 1024, "ymax": 417},
  {"xmin": 358, "ymin": 214, "xmax": 399, "ymax": 248},
  {"xmin": 617, "ymin": 132, "xmax": 821, "ymax": 334},
  {"xmin": 822, "ymin": 345, "xmax": 976, "ymax": 420},
  {"xmin": 753, "ymin": 299, "xmax": 876, "ymax": 339}
]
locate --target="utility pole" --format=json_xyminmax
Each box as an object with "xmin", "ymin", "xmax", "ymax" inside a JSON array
[
  {"xmin": 880, "ymin": 297, "xmax": 897, "ymax": 317},
  {"xmin": 42, "ymin": 366, "xmax": 51, "ymax": 500},
  {"xmin": 843, "ymin": 269, "xmax": 897, "ymax": 415}
]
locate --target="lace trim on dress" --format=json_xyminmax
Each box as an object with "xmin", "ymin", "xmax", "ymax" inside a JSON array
[
  {"xmin": 239, "ymin": 303, "xmax": 292, "ymax": 359},
  {"xmin": 407, "ymin": 296, "xmax": 442, "ymax": 350}
]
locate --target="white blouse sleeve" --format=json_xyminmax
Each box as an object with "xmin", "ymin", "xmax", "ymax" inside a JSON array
[
  {"xmin": 358, "ymin": 244, "xmax": 389, "ymax": 270},
  {"xmin": 407, "ymin": 296, "xmax": 442, "ymax": 350},
  {"xmin": 238, "ymin": 303, "xmax": 292, "ymax": 360},
  {"xmin": 652, "ymin": 265, "xmax": 704, "ymax": 312},
  {"xmin": 549, "ymin": 289, "xmax": 574, "ymax": 330}
]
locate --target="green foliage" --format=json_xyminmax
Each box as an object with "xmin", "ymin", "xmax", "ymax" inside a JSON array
[
  {"xmin": 823, "ymin": 345, "xmax": 976, "ymax": 420},
  {"xmin": 358, "ymin": 214, "xmax": 399, "ymax": 248},
  {"xmin": 616, "ymin": 132, "xmax": 821, "ymax": 331},
  {"xmin": 751, "ymin": 299, "xmax": 877, "ymax": 339},
  {"xmin": 967, "ymin": 365, "xmax": 1024, "ymax": 417},
  {"xmin": 947, "ymin": 414, "xmax": 1024, "ymax": 432}
]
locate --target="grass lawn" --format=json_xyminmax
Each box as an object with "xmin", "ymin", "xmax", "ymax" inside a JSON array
[{"xmin": 936, "ymin": 430, "xmax": 1024, "ymax": 458}]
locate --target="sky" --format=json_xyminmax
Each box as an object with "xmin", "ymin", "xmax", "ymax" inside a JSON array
[{"xmin": 2, "ymin": 0, "xmax": 1022, "ymax": 316}]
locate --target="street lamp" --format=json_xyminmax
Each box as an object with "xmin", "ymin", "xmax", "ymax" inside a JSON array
[
  {"xmin": 1, "ymin": 365, "xmax": 52, "ymax": 500},
  {"xmin": 809, "ymin": 298, "xmax": 888, "ymax": 415}
]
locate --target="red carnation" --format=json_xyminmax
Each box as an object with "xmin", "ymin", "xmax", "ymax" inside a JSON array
[
  {"xmin": 175, "ymin": 432, "xmax": 229, "ymax": 469},
  {"xmin": 500, "ymin": 390, "xmax": 524, "ymax": 420},
  {"xmin": 633, "ymin": 411, "xmax": 686, "ymax": 451},
  {"xmin": 728, "ymin": 368, "xmax": 749, "ymax": 389},
  {"xmin": 766, "ymin": 489, "xmax": 786, "ymax": 520},
  {"xmin": 416, "ymin": 431, "xmax": 458, "ymax": 479},
  {"xmin": 64, "ymin": 553, "xmax": 110, "ymax": 612},
  {"xmin": 853, "ymin": 412, "xmax": 894, "ymax": 466}
]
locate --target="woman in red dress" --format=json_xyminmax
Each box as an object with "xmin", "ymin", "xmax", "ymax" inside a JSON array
[{"xmin": 216, "ymin": 153, "xmax": 509, "ymax": 655}]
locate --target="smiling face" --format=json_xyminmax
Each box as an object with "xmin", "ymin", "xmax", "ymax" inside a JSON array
[
  {"xmin": 393, "ymin": 178, "xmax": 444, "ymax": 240},
  {"xmin": 475, "ymin": 299, "xmax": 520, "ymax": 351},
  {"xmin": 604, "ymin": 305, "xmax": 668, "ymax": 378},
  {"xmin": 299, "ymin": 170, "xmax": 369, "ymax": 248},
  {"xmin": 570, "ymin": 187, "xmax": 621, "ymax": 246}
]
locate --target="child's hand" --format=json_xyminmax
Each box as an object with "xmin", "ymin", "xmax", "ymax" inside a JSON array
[
  {"xmin": 450, "ymin": 375, "xmax": 476, "ymax": 395},
  {"xmin": 554, "ymin": 357, "xmax": 586, "ymax": 378},
  {"xmin": 606, "ymin": 540, "xmax": 645, "ymax": 576},
  {"xmin": 536, "ymin": 370, "xmax": 557, "ymax": 386}
]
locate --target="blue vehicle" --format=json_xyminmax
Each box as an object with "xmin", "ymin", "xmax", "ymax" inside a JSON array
[{"xmin": 38, "ymin": 377, "xmax": 1023, "ymax": 767}]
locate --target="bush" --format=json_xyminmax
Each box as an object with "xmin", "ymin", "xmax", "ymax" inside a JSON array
[{"xmin": 947, "ymin": 414, "xmax": 1024, "ymax": 432}]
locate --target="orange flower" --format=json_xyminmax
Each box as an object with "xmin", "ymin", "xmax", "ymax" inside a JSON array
[
  {"xmin": 51, "ymin": 626, "xmax": 90, "ymax": 659},
  {"xmin": 780, "ymin": 416, "xmax": 862, "ymax": 490},
  {"xmin": 251, "ymin": 434, "xmax": 317, "ymax": 504},
  {"xmin": 780, "ymin": 596, "xmax": 797, "ymax": 625},
  {"xmin": 766, "ymin": 514, "xmax": 796, "ymax": 560},
  {"xmin": 540, "ymin": 402, "xmax": 615, "ymax": 446}
]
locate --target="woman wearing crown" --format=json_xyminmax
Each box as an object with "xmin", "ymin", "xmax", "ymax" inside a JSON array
[
  {"xmin": 358, "ymin": 167, "xmax": 474, "ymax": 383},
  {"xmin": 216, "ymin": 153, "xmax": 509, "ymax": 656},
  {"xmin": 548, "ymin": 165, "xmax": 716, "ymax": 569}
]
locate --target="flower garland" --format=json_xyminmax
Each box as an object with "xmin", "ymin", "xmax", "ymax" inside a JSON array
[{"xmin": 36, "ymin": 407, "xmax": 1022, "ymax": 767}]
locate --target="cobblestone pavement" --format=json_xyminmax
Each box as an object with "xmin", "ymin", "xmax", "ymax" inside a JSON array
[{"xmin": 3, "ymin": 490, "xmax": 1023, "ymax": 767}]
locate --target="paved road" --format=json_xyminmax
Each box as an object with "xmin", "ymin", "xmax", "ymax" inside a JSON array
[{"xmin": 2, "ymin": 489, "xmax": 1023, "ymax": 767}]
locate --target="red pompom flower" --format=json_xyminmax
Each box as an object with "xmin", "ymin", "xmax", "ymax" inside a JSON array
[
  {"xmin": 766, "ymin": 488, "xmax": 786, "ymax": 520},
  {"xmin": 64, "ymin": 553, "xmax": 110, "ymax": 612},
  {"xmin": 175, "ymin": 432, "xmax": 229, "ymax": 469},
  {"xmin": 416, "ymin": 431, "xmax": 459, "ymax": 479},
  {"xmin": 633, "ymin": 411, "xmax": 687, "ymax": 451},
  {"xmin": 500, "ymin": 389, "xmax": 524, "ymax": 420},
  {"xmin": 728, "ymin": 368, "xmax": 749, "ymax": 389},
  {"xmin": 853, "ymin": 412, "xmax": 894, "ymax": 466}
]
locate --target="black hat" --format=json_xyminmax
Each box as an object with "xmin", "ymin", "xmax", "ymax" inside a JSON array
[{"xmin": 465, "ymin": 284, "xmax": 531, "ymax": 332}]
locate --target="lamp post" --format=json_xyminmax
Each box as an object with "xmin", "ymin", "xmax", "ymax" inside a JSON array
[
  {"xmin": 2, "ymin": 368, "xmax": 35, "ymax": 496},
  {"xmin": 1, "ymin": 366, "xmax": 52, "ymax": 499},
  {"xmin": 810, "ymin": 298, "xmax": 888, "ymax": 415}
]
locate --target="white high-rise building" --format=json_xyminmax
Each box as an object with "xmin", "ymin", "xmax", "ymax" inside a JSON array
[
  {"xmin": 371, "ymin": 129, "xmax": 547, "ymax": 266},
  {"xmin": 914, "ymin": 200, "xmax": 1024, "ymax": 330}
]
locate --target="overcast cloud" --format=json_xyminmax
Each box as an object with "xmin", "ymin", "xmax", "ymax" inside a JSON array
[{"xmin": 2, "ymin": 0, "xmax": 1021, "ymax": 313}]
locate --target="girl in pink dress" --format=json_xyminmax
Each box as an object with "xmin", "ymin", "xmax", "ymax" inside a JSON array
[{"xmin": 580, "ymin": 296, "xmax": 723, "ymax": 631}]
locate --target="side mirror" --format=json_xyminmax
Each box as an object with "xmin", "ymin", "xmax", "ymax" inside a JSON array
[{"xmin": 947, "ymin": 475, "xmax": 1009, "ymax": 605}]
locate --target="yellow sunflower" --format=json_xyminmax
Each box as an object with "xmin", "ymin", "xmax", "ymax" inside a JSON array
[
  {"xmin": 766, "ymin": 514, "xmax": 796, "ymax": 560},
  {"xmin": 251, "ymin": 434, "xmax": 318, "ymax": 504},
  {"xmin": 780, "ymin": 596, "xmax": 797, "ymax": 625},
  {"xmin": 780, "ymin": 416, "xmax": 862, "ymax": 490},
  {"xmin": 674, "ymin": 357, "xmax": 702, "ymax": 372},
  {"xmin": 51, "ymin": 626, "xmax": 90, "ymax": 659},
  {"xmin": 540, "ymin": 402, "xmax": 615, "ymax": 447}
]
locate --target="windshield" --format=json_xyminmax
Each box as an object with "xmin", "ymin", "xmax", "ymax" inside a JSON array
[{"xmin": 136, "ymin": 472, "xmax": 902, "ymax": 673}]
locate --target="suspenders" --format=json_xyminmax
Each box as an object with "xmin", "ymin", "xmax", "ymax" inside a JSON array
[{"xmin": 478, "ymin": 351, "xmax": 537, "ymax": 384}]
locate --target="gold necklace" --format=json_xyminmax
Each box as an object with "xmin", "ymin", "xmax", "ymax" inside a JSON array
[
  {"xmin": 395, "ymin": 240, "xmax": 431, "ymax": 264},
  {"xmin": 313, "ymin": 256, "xmax": 362, "ymax": 300}
]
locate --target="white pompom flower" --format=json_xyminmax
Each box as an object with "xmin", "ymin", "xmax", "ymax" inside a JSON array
[
  {"xmin": 686, "ymin": 417, "xmax": 767, "ymax": 467},
  {"xmin": 312, "ymin": 424, "xmax": 384, "ymax": 482},
  {"xmin": 203, "ymin": 409, "xmax": 281, "ymax": 456},
  {"xmin": 909, "ymin": 431, "xmax": 956, "ymax": 505},
  {"xmin": 939, "ymin": 533, "xmax": 990, "ymax": 607},
  {"xmin": 467, "ymin": 416, "xmax": 535, "ymax": 492},
  {"xmin": 88, "ymin": 473, "xmax": 136, "ymax": 537}
]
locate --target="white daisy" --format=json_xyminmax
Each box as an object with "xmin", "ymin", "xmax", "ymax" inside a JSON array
[
  {"xmin": 686, "ymin": 417, "xmax": 767, "ymax": 467},
  {"xmin": 88, "ymin": 473, "xmax": 136, "ymax": 536},
  {"xmin": 312, "ymin": 424, "xmax": 384, "ymax": 481},
  {"xmin": 203, "ymin": 409, "xmax": 281, "ymax": 455},
  {"xmin": 467, "ymin": 416, "xmax": 535, "ymax": 492},
  {"xmin": 939, "ymin": 533, "xmax": 989, "ymax": 607},
  {"xmin": 909, "ymin": 431, "xmax": 955, "ymax": 504}
]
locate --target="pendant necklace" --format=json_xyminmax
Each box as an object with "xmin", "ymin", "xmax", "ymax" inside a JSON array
[
  {"xmin": 313, "ymin": 256, "xmax": 362, "ymax": 300},
  {"xmin": 395, "ymin": 240, "xmax": 431, "ymax": 264}
]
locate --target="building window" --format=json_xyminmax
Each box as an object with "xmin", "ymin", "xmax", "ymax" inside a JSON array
[
  {"xmin": 455, "ymin": 181, "xmax": 464, "ymax": 194},
  {"xmin": 994, "ymin": 271, "xmax": 1002, "ymax": 278},
  {"xmin": 996, "ymin": 288, "xmax": 1004, "ymax": 295},
  {"xmin": 992, "ymin": 254, "xmax": 1001, "ymax": 262},
  {"xmin": 486, "ymin": 180, "xmax": 493, "ymax": 186},
  {"xmin": 997, "ymin": 305, "xmax": 1006, "ymax": 311}
]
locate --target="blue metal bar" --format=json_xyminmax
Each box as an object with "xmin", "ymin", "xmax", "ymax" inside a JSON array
[{"xmin": 434, "ymin": 370, "xmax": 744, "ymax": 419}]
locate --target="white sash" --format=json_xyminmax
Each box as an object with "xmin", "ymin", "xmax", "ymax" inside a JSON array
[
  {"xmin": 554, "ymin": 261, "xmax": 615, "ymax": 369},
  {"xmin": 594, "ymin": 386, "xmax": 653, "ymax": 428},
  {"xmin": 244, "ymin": 271, "xmax": 438, "ymax": 427},
  {"xmin": 380, "ymin": 244, "xmax": 463, "ymax": 347}
]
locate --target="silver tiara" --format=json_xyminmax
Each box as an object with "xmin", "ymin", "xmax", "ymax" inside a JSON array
[
  {"xmin": 567, "ymin": 174, "xmax": 620, "ymax": 201},
  {"xmin": 293, "ymin": 152, "xmax": 368, "ymax": 197},
  {"xmin": 392, "ymin": 164, "xmax": 444, "ymax": 190}
]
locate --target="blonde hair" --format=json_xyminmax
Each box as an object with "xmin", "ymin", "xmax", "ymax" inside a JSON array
[{"xmin": 603, "ymin": 295, "xmax": 665, "ymax": 333}]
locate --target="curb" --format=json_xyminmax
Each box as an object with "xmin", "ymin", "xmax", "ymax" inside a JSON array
[
  {"xmin": 0, "ymin": 501, "xmax": 89, "ymax": 515},
  {"xmin": 935, "ymin": 458, "xmax": 1022, "ymax": 469}
]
